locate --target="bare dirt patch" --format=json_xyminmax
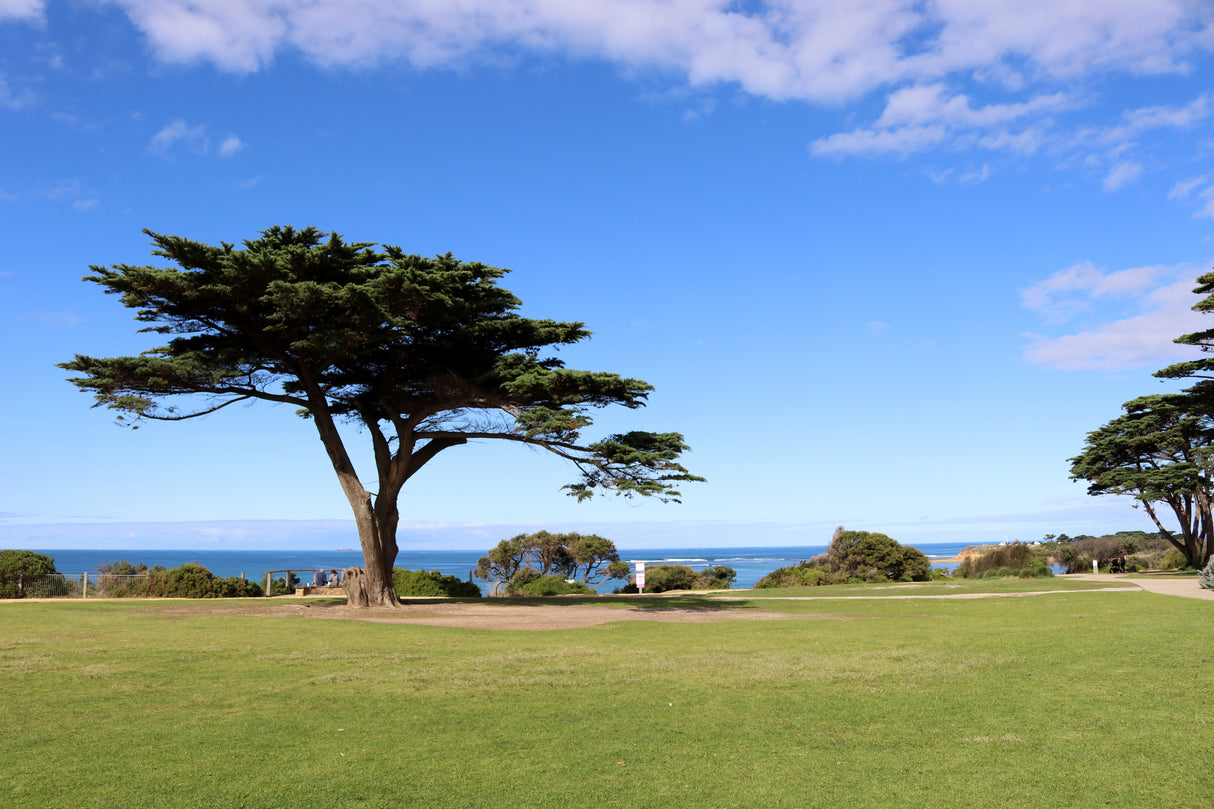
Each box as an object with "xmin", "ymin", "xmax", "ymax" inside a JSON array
[{"xmin": 132, "ymin": 598, "xmax": 862, "ymax": 631}]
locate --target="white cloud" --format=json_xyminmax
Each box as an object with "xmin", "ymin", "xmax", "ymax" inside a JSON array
[
  {"xmin": 149, "ymin": 119, "xmax": 208, "ymax": 154},
  {"xmin": 958, "ymin": 164, "xmax": 991, "ymax": 185},
  {"xmin": 218, "ymin": 135, "xmax": 245, "ymax": 157},
  {"xmin": 1102, "ymin": 160, "xmax": 1143, "ymax": 192},
  {"xmin": 1168, "ymin": 174, "xmax": 1214, "ymax": 220},
  {"xmin": 1169, "ymin": 175, "xmax": 1209, "ymax": 201},
  {"xmin": 0, "ymin": 73, "xmax": 37, "ymax": 110},
  {"xmin": 1021, "ymin": 261, "xmax": 1180, "ymax": 321},
  {"xmin": 810, "ymin": 124, "xmax": 947, "ymax": 157},
  {"xmin": 1022, "ymin": 266, "xmax": 1209, "ymax": 371},
  {"xmin": 877, "ymin": 84, "xmax": 1072, "ymax": 129},
  {"xmin": 0, "ymin": 0, "xmax": 42, "ymax": 22},
  {"xmin": 103, "ymin": 0, "xmax": 1213, "ymax": 98},
  {"xmin": 149, "ymin": 120, "xmax": 245, "ymax": 158},
  {"xmin": 93, "ymin": 1, "xmax": 1213, "ymax": 190}
]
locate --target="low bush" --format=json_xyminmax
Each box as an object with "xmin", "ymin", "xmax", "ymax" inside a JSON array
[
  {"xmin": 0, "ymin": 550, "xmax": 57, "ymax": 598},
  {"xmin": 1159, "ymin": 548, "xmax": 1192, "ymax": 571},
  {"xmin": 505, "ymin": 571, "xmax": 594, "ymax": 596},
  {"xmin": 696, "ymin": 565, "xmax": 737, "ymax": 589},
  {"xmin": 956, "ymin": 542, "xmax": 1053, "ymax": 579},
  {"xmin": 393, "ymin": 568, "xmax": 482, "ymax": 598},
  {"xmin": 94, "ymin": 562, "xmax": 263, "ymax": 598},
  {"xmin": 1200, "ymin": 556, "xmax": 1214, "ymax": 591},
  {"xmin": 640, "ymin": 564, "xmax": 698, "ymax": 593},
  {"xmin": 754, "ymin": 563, "xmax": 854, "ymax": 589}
]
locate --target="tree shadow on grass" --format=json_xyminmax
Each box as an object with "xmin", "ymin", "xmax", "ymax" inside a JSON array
[{"xmin": 416, "ymin": 595, "xmax": 758, "ymax": 612}]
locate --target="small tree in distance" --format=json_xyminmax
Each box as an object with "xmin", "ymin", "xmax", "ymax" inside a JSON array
[
  {"xmin": 475, "ymin": 531, "xmax": 630, "ymax": 594},
  {"xmin": 827, "ymin": 528, "xmax": 931, "ymax": 582},
  {"xmin": 61, "ymin": 227, "xmax": 702, "ymax": 607}
]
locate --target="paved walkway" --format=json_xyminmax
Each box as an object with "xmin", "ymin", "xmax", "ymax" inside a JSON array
[{"xmin": 1064, "ymin": 573, "xmax": 1214, "ymax": 601}]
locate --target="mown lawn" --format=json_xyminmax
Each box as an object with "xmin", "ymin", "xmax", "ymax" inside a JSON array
[{"xmin": 1, "ymin": 585, "xmax": 1210, "ymax": 808}]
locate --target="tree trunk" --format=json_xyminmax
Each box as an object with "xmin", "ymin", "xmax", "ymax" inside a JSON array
[{"xmin": 348, "ymin": 499, "xmax": 401, "ymax": 607}]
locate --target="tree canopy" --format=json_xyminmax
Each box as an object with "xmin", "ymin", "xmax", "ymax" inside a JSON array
[
  {"xmin": 62, "ymin": 226, "xmax": 701, "ymax": 606},
  {"xmin": 1069, "ymin": 393, "xmax": 1214, "ymax": 568},
  {"xmin": 474, "ymin": 531, "xmax": 630, "ymax": 594},
  {"xmin": 1069, "ymin": 269, "xmax": 1214, "ymax": 570},
  {"xmin": 826, "ymin": 528, "xmax": 931, "ymax": 582}
]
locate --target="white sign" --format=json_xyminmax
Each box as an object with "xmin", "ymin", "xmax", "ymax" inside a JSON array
[{"xmin": 635, "ymin": 562, "xmax": 646, "ymax": 591}]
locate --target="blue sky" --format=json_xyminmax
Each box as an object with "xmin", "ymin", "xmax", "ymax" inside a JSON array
[{"xmin": 2, "ymin": 0, "xmax": 1214, "ymax": 550}]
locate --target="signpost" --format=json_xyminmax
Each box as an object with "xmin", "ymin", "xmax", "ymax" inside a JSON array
[{"xmin": 635, "ymin": 562, "xmax": 646, "ymax": 593}]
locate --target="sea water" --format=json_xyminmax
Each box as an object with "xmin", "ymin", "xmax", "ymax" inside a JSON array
[{"xmin": 26, "ymin": 542, "xmax": 972, "ymax": 594}]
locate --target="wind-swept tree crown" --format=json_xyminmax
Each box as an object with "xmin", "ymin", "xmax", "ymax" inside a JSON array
[{"xmin": 62, "ymin": 226, "xmax": 701, "ymax": 503}]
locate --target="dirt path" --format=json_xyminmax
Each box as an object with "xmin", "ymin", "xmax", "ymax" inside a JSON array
[{"xmin": 1065, "ymin": 573, "xmax": 1214, "ymax": 601}]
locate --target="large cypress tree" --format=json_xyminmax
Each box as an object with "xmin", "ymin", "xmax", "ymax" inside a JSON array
[{"xmin": 62, "ymin": 226, "xmax": 702, "ymax": 606}]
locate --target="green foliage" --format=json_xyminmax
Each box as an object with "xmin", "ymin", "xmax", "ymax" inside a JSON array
[
  {"xmin": 637, "ymin": 563, "xmax": 737, "ymax": 593},
  {"xmin": 504, "ymin": 572, "xmax": 594, "ymax": 597},
  {"xmin": 60, "ymin": 227, "xmax": 701, "ymax": 606},
  {"xmin": 476, "ymin": 531, "xmax": 630, "ymax": 593},
  {"xmin": 1073, "ymin": 271, "xmax": 1214, "ymax": 571},
  {"xmin": 640, "ymin": 564, "xmax": 698, "ymax": 593},
  {"xmin": 392, "ymin": 568, "xmax": 481, "ymax": 598},
  {"xmin": 0, "ymin": 550, "xmax": 58, "ymax": 598},
  {"xmin": 268, "ymin": 571, "xmax": 300, "ymax": 596},
  {"xmin": 754, "ymin": 562, "xmax": 854, "ymax": 589},
  {"xmin": 955, "ymin": 542, "xmax": 1054, "ymax": 579},
  {"xmin": 92, "ymin": 562, "xmax": 263, "ymax": 598},
  {"xmin": 696, "ymin": 565, "xmax": 737, "ymax": 589},
  {"xmin": 826, "ymin": 529, "xmax": 932, "ymax": 582},
  {"xmin": 1160, "ymin": 548, "xmax": 1192, "ymax": 571},
  {"xmin": 1200, "ymin": 556, "xmax": 1214, "ymax": 590}
]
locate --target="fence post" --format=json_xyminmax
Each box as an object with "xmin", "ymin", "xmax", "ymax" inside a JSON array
[
  {"xmin": 266, "ymin": 572, "xmax": 272, "ymax": 597},
  {"xmin": 82, "ymin": 572, "xmax": 88, "ymax": 598}
]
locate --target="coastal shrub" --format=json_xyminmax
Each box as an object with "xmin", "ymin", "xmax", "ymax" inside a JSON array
[
  {"xmin": 695, "ymin": 565, "xmax": 737, "ymax": 590},
  {"xmin": 0, "ymin": 550, "xmax": 58, "ymax": 599},
  {"xmin": 505, "ymin": 570, "xmax": 594, "ymax": 597},
  {"xmin": 1066, "ymin": 555, "xmax": 1095, "ymax": 574},
  {"xmin": 96, "ymin": 563, "xmax": 263, "ymax": 598},
  {"xmin": 956, "ymin": 542, "xmax": 1052, "ymax": 579},
  {"xmin": 1200, "ymin": 556, "xmax": 1214, "ymax": 590},
  {"xmin": 826, "ymin": 529, "xmax": 932, "ymax": 582},
  {"xmin": 268, "ymin": 571, "xmax": 300, "ymax": 596},
  {"xmin": 754, "ymin": 563, "xmax": 854, "ymax": 589},
  {"xmin": 475, "ymin": 531, "xmax": 630, "ymax": 592},
  {"xmin": 1159, "ymin": 548, "xmax": 1192, "ymax": 570},
  {"xmin": 393, "ymin": 568, "xmax": 482, "ymax": 598},
  {"xmin": 640, "ymin": 565, "xmax": 698, "ymax": 593}
]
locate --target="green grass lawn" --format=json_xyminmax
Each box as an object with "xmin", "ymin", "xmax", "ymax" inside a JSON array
[{"xmin": 1, "ymin": 585, "xmax": 1211, "ymax": 808}]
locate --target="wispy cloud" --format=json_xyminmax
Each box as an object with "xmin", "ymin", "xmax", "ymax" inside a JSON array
[
  {"xmin": 103, "ymin": 1, "xmax": 1212, "ymax": 95},
  {"xmin": 1170, "ymin": 174, "xmax": 1214, "ymax": 221},
  {"xmin": 218, "ymin": 135, "xmax": 245, "ymax": 157},
  {"xmin": 60, "ymin": 1, "xmax": 1214, "ymax": 199},
  {"xmin": 0, "ymin": 178, "xmax": 99, "ymax": 210},
  {"xmin": 149, "ymin": 118, "xmax": 209, "ymax": 154},
  {"xmin": 149, "ymin": 119, "xmax": 246, "ymax": 158},
  {"xmin": 0, "ymin": 0, "xmax": 42, "ymax": 23},
  {"xmin": 0, "ymin": 72, "xmax": 37, "ymax": 110},
  {"xmin": 1021, "ymin": 264, "xmax": 1208, "ymax": 371},
  {"xmin": 1102, "ymin": 160, "xmax": 1143, "ymax": 192}
]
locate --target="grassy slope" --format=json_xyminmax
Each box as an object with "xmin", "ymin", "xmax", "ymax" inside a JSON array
[{"xmin": 1, "ymin": 589, "xmax": 1211, "ymax": 808}]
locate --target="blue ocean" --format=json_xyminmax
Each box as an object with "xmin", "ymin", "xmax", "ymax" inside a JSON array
[{"xmin": 27, "ymin": 543, "xmax": 971, "ymax": 594}]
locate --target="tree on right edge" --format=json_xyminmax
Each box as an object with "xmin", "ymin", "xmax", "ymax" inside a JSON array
[{"xmin": 1070, "ymin": 270, "xmax": 1214, "ymax": 569}]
